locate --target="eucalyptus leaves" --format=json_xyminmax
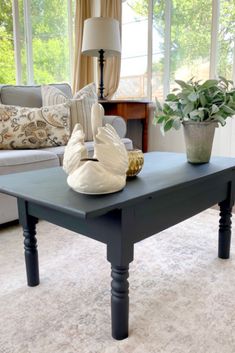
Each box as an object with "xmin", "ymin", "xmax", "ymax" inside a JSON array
[{"xmin": 153, "ymin": 77, "xmax": 235, "ymax": 133}]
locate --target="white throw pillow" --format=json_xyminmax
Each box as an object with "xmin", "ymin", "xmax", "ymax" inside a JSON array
[{"xmin": 41, "ymin": 83, "xmax": 97, "ymax": 141}]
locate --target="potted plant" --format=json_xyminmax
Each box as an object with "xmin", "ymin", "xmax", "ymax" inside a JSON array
[{"xmin": 153, "ymin": 77, "xmax": 235, "ymax": 163}]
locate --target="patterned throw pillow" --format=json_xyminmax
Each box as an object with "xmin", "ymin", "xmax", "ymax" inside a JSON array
[
  {"xmin": 41, "ymin": 83, "xmax": 97, "ymax": 141},
  {"xmin": 0, "ymin": 103, "xmax": 70, "ymax": 149}
]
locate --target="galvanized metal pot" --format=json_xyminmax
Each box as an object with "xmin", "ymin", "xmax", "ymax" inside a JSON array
[{"xmin": 183, "ymin": 121, "xmax": 218, "ymax": 164}]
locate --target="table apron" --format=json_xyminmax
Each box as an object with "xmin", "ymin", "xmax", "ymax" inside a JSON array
[
  {"xmin": 131, "ymin": 177, "xmax": 234, "ymax": 243},
  {"xmin": 19, "ymin": 172, "xmax": 234, "ymax": 249},
  {"xmin": 26, "ymin": 202, "xmax": 122, "ymax": 245}
]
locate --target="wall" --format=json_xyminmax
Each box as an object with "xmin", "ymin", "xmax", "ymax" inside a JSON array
[
  {"xmin": 148, "ymin": 124, "xmax": 185, "ymax": 153},
  {"xmin": 148, "ymin": 115, "xmax": 235, "ymax": 158},
  {"xmin": 148, "ymin": 107, "xmax": 185, "ymax": 153},
  {"xmin": 212, "ymin": 119, "xmax": 235, "ymax": 157}
]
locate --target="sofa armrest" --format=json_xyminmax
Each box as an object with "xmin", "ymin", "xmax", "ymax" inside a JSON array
[{"xmin": 103, "ymin": 115, "xmax": 127, "ymax": 139}]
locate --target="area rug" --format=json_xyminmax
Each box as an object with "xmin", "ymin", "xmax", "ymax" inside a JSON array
[{"xmin": 0, "ymin": 209, "xmax": 235, "ymax": 353}]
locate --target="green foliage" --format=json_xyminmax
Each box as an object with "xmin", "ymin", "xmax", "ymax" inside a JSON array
[
  {"xmin": 218, "ymin": 0, "xmax": 235, "ymax": 78},
  {"xmin": 0, "ymin": 30, "xmax": 16, "ymax": 84},
  {"xmin": 0, "ymin": 1, "xmax": 15, "ymax": 84},
  {"xmin": 0, "ymin": 0, "xmax": 13, "ymax": 33},
  {"xmin": 128, "ymin": 0, "xmax": 235, "ymax": 78},
  {"xmin": 153, "ymin": 77, "xmax": 235, "ymax": 132},
  {"xmin": 31, "ymin": 0, "xmax": 68, "ymax": 37},
  {"xmin": 32, "ymin": 37, "xmax": 70, "ymax": 84},
  {"xmin": 0, "ymin": 0, "xmax": 70, "ymax": 85}
]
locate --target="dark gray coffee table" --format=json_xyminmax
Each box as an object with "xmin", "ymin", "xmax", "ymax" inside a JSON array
[{"xmin": 0, "ymin": 152, "xmax": 234, "ymax": 340}]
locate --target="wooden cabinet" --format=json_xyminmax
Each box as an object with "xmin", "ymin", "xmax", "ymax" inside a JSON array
[{"xmin": 100, "ymin": 100, "xmax": 152, "ymax": 152}]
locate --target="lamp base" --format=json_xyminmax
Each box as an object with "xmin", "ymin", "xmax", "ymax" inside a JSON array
[{"xmin": 98, "ymin": 49, "xmax": 105, "ymax": 100}]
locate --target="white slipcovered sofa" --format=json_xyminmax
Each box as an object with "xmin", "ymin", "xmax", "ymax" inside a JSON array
[{"xmin": 0, "ymin": 83, "xmax": 133, "ymax": 225}]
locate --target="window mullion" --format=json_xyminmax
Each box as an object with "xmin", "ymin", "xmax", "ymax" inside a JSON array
[
  {"xmin": 67, "ymin": 0, "xmax": 74, "ymax": 85},
  {"xmin": 209, "ymin": 0, "xmax": 220, "ymax": 79},
  {"xmin": 233, "ymin": 36, "xmax": 235, "ymax": 84},
  {"xmin": 147, "ymin": 0, "xmax": 153, "ymax": 100},
  {"xmin": 163, "ymin": 0, "xmax": 171, "ymax": 99},
  {"xmin": 23, "ymin": 0, "xmax": 34, "ymax": 84},
  {"xmin": 12, "ymin": 0, "xmax": 22, "ymax": 84}
]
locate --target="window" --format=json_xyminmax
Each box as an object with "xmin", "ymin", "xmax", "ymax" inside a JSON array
[
  {"xmin": 0, "ymin": 1, "xmax": 16, "ymax": 84},
  {"xmin": 170, "ymin": 0, "xmax": 212, "ymax": 88},
  {"xmin": 114, "ymin": 1, "xmax": 149, "ymax": 99},
  {"xmin": 118, "ymin": 0, "xmax": 235, "ymax": 101},
  {"xmin": 151, "ymin": 0, "xmax": 165, "ymax": 101},
  {"xmin": 0, "ymin": 0, "xmax": 74, "ymax": 85},
  {"xmin": 218, "ymin": 0, "xmax": 235, "ymax": 79},
  {"xmin": 30, "ymin": 0, "xmax": 71, "ymax": 84}
]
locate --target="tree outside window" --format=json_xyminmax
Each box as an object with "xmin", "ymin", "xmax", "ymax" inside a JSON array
[
  {"xmin": 0, "ymin": 0, "xmax": 73, "ymax": 85},
  {"xmin": 116, "ymin": 0, "xmax": 235, "ymax": 100},
  {"xmin": 0, "ymin": 1, "xmax": 16, "ymax": 84}
]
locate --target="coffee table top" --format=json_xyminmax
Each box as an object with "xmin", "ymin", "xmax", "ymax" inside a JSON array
[{"xmin": 0, "ymin": 152, "xmax": 235, "ymax": 219}]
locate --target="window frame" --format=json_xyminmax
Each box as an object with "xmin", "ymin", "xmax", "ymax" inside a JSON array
[
  {"xmin": 12, "ymin": 0, "xmax": 73, "ymax": 85},
  {"xmin": 120, "ymin": 0, "xmax": 234, "ymax": 101},
  {"xmin": 12, "ymin": 0, "xmax": 22, "ymax": 84},
  {"xmin": 210, "ymin": 0, "xmax": 220, "ymax": 79}
]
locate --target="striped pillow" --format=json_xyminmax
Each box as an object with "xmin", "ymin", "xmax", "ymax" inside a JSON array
[{"xmin": 41, "ymin": 83, "xmax": 97, "ymax": 141}]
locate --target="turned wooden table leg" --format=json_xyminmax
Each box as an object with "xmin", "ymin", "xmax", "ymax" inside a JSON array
[
  {"xmin": 18, "ymin": 198, "xmax": 40, "ymax": 287},
  {"xmin": 23, "ymin": 216, "xmax": 40, "ymax": 286},
  {"xmin": 218, "ymin": 200, "xmax": 233, "ymax": 259},
  {"xmin": 111, "ymin": 265, "xmax": 129, "ymax": 340}
]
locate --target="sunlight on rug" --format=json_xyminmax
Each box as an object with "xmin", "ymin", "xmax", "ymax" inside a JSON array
[{"xmin": 0, "ymin": 209, "xmax": 235, "ymax": 353}]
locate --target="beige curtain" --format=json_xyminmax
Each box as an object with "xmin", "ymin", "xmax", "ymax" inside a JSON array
[
  {"xmin": 100, "ymin": 0, "xmax": 122, "ymax": 99},
  {"xmin": 72, "ymin": 0, "xmax": 94, "ymax": 94}
]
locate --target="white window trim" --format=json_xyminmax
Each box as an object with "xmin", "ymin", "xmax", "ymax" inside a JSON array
[
  {"xmin": 163, "ymin": 0, "xmax": 171, "ymax": 99},
  {"xmin": 147, "ymin": 0, "xmax": 153, "ymax": 99},
  {"xmin": 23, "ymin": 0, "xmax": 34, "ymax": 84},
  {"xmin": 67, "ymin": 0, "xmax": 74, "ymax": 84},
  {"xmin": 233, "ymin": 36, "xmax": 235, "ymax": 84},
  {"xmin": 12, "ymin": 0, "xmax": 22, "ymax": 84},
  {"xmin": 209, "ymin": 0, "xmax": 220, "ymax": 78}
]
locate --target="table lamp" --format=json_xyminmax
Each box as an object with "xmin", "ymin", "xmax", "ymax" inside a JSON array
[{"xmin": 81, "ymin": 17, "xmax": 121, "ymax": 100}]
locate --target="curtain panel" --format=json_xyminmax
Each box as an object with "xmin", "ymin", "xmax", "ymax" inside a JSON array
[
  {"xmin": 100, "ymin": 0, "xmax": 122, "ymax": 99},
  {"xmin": 72, "ymin": 0, "xmax": 94, "ymax": 93}
]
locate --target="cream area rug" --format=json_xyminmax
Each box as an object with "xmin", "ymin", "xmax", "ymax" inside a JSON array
[{"xmin": 0, "ymin": 209, "xmax": 235, "ymax": 353}]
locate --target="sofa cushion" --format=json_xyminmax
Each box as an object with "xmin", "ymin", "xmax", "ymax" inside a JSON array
[
  {"xmin": 41, "ymin": 83, "xmax": 97, "ymax": 141},
  {"xmin": 117, "ymin": 137, "xmax": 133, "ymax": 151},
  {"xmin": 41, "ymin": 146, "xmax": 65, "ymax": 165},
  {"xmin": 0, "ymin": 83, "xmax": 72, "ymax": 108},
  {"xmin": 41, "ymin": 138, "xmax": 133, "ymax": 165},
  {"xmin": 0, "ymin": 149, "xmax": 59, "ymax": 175},
  {"xmin": 85, "ymin": 138, "xmax": 133, "ymax": 157},
  {"xmin": 103, "ymin": 115, "xmax": 127, "ymax": 139},
  {"xmin": 0, "ymin": 103, "xmax": 70, "ymax": 149},
  {"xmin": 0, "ymin": 193, "xmax": 18, "ymax": 224}
]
